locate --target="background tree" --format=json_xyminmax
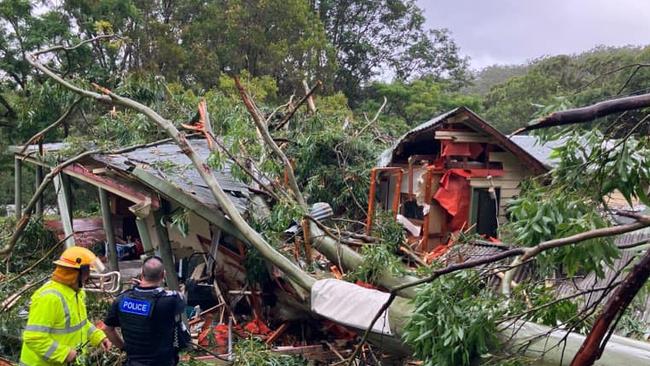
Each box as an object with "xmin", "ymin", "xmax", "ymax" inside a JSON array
[{"xmin": 313, "ymin": 0, "xmax": 470, "ymax": 102}]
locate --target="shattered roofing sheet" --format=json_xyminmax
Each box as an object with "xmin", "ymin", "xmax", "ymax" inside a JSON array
[
  {"xmin": 377, "ymin": 108, "xmax": 458, "ymax": 167},
  {"xmin": 93, "ymin": 139, "xmax": 250, "ymax": 214}
]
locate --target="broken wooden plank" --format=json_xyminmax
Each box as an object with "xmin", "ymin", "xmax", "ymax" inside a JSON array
[{"xmin": 53, "ymin": 174, "xmax": 75, "ymax": 248}]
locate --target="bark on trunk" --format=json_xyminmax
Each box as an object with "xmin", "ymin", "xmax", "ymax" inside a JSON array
[{"xmin": 571, "ymin": 250, "xmax": 650, "ymax": 366}]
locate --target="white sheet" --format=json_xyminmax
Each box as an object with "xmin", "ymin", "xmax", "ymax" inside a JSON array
[{"xmin": 310, "ymin": 279, "xmax": 393, "ymax": 335}]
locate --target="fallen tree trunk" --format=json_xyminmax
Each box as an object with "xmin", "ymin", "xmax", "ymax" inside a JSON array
[{"xmin": 571, "ymin": 250, "xmax": 650, "ymax": 365}]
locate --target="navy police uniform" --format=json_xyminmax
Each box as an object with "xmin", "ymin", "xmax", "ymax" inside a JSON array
[{"xmin": 104, "ymin": 286, "xmax": 187, "ymax": 366}]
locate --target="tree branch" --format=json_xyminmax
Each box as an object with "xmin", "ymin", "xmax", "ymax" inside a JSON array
[
  {"xmin": 512, "ymin": 92, "xmax": 650, "ymax": 134},
  {"xmin": 19, "ymin": 98, "xmax": 82, "ymax": 154},
  {"xmin": 272, "ymin": 80, "xmax": 322, "ymax": 131},
  {"xmin": 233, "ymin": 76, "xmax": 307, "ymax": 208},
  {"xmin": 571, "ymin": 249, "xmax": 650, "ymax": 365},
  {"xmin": 27, "ymin": 45, "xmax": 315, "ymax": 290},
  {"xmin": 32, "ymin": 34, "xmax": 124, "ymax": 56}
]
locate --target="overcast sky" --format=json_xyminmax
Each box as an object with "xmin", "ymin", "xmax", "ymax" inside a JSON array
[{"xmin": 417, "ymin": 0, "xmax": 650, "ymax": 70}]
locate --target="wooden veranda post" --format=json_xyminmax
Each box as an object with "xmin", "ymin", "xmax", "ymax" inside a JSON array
[
  {"xmin": 53, "ymin": 174, "xmax": 75, "ymax": 248},
  {"xmin": 14, "ymin": 157, "xmax": 22, "ymax": 219},
  {"xmin": 152, "ymin": 210, "xmax": 180, "ymax": 291},
  {"xmin": 134, "ymin": 217, "xmax": 154, "ymax": 256},
  {"xmin": 99, "ymin": 188, "xmax": 119, "ymax": 271},
  {"xmin": 35, "ymin": 143, "xmax": 44, "ymax": 216}
]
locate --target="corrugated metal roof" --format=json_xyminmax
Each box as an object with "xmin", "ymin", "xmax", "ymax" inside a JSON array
[
  {"xmin": 510, "ymin": 136, "xmax": 565, "ymax": 168},
  {"xmin": 93, "ymin": 139, "xmax": 250, "ymax": 214}
]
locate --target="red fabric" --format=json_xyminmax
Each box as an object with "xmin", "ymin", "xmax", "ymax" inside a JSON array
[
  {"xmin": 432, "ymin": 168, "xmax": 504, "ymax": 232},
  {"xmin": 433, "ymin": 171, "xmax": 470, "ymax": 219},
  {"xmin": 441, "ymin": 141, "xmax": 483, "ymax": 159}
]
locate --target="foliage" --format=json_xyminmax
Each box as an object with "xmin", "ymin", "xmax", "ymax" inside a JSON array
[
  {"xmin": 371, "ymin": 210, "xmax": 406, "ymax": 252},
  {"xmin": 232, "ymin": 338, "xmax": 306, "ymax": 366},
  {"xmin": 243, "ymin": 246, "xmax": 271, "ymax": 286},
  {"xmin": 502, "ymin": 181, "xmax": 618, "ymax": 278},
  {"xmin": 402, "ymin": 270, "xmax": 503, "ymax": 366},
  {"xmin": 290, "ymin": 95, "xmax": 386, "ymax": 219},
  {"xmin": 506, "ymin": 282, "xmax": 579, "ymax": 328},
  {"xmin": 546, "ymin": 128, "xmax": 650, "ymax": 207},
  {"xmin": 163, "ymin": 208, "xmax": 190, "ymax": 238},
  {"xmin": 0, "ymin": 218, "xmax": 55, "ymax": 361},
  {"xmin": 315, "ymin": 0, "xmax": 470, "ymax": 100},
  {"xmin": 361, "ymin": 77, "xmax": 482, "ymax": 125}
]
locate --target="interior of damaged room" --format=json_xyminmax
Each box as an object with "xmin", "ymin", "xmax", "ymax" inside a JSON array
[{"xmin": 1, "ymin": 2, "xmax": 650, "ymax": 366}]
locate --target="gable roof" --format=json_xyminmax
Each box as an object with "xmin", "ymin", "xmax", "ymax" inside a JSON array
[{"xmin": 378, "ymin": 107, "xmax": 548, "ymax": 175}]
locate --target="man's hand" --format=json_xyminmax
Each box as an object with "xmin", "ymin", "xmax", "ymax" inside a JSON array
[
  {"xmin": 65, "ymin": 349, "xmax": 77, "ymax": 363},
  {"xmin": 100, "ymin": 338, "xmax": 112, "ymax": 351}
]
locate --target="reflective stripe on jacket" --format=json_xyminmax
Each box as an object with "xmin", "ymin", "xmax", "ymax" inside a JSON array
[{"xmin": 20, "ymin": 280, "xmax": 106, "ymax": 365}]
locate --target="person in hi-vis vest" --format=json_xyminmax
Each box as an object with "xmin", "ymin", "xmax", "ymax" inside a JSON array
[{"xmin": 20, "ymin": 246, "xmax": 111, "ymax": 365}]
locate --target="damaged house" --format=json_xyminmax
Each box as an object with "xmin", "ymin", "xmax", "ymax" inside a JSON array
[{"xmin": 368, "ymin": 107, "xmax": 550, "ymax": 253}]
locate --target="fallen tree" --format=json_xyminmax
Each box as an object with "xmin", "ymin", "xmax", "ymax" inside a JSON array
[{"xmin": 18, "ymin": 37, "xmax": 650, "ymax": 365}]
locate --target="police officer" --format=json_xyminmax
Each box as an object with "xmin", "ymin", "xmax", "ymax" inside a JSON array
[{"xmin": 103, "ymin": 256, "xmax": 188, "ymax": 365}]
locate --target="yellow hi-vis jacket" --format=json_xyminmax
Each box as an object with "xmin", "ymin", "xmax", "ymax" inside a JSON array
[{"xmin": 19, "ymin": 280, "xmax": 106, "ymax": 365}]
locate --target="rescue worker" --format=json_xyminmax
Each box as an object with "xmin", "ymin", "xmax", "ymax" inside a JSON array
[
  {"xmin": 20, "ymin": 246, "xmax": 111, "ymax": 365},
  {"xmin": 103, "ymin": 256, "xmax": 188, "ymax": 365}
]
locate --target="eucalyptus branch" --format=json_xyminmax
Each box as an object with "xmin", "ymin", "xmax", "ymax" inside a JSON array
[
  {"xmin": 205, "ymin": 131, "xmax": 282, "ymax": 202},
  {"xmin": 501, "ymin": 217, "xmax": 650, "ymax": 296},
  {"xmin": 19, "ymin": 98, "xmax": 83, "ymax": 154},
  {"xmin": 272, "ymin": 80, "xmax": 322, "ymax": 131},
  {"xmin": 233, "ymin": 76, "xmax": 307, "ymax": 208},
  {"xmin": 513, "ymin": 92, "xmax": 650, "ymax": 134},
  {"xmin": 355, "ymin": 96, "xmax": 387, "ymax": 137},
  {"xmin": 347, "ymin": 216, "xmax": 650, "ymax": 364},
  {"xmin": 32, "ymin": 34, "xmax": 124, "ymax": 56}
]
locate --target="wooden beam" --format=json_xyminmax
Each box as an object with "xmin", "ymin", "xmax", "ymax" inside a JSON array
[
  {"xmin": 63, "ymin": 163, "xmax": 159, "ymax": 209},
  {"xmin": 14, "ymin": 157, "xmax": 22, "ymax": 219},
  {"xmin": 135, "ymin": 217, "xmax": 154, "ymax": 257},
  {"xmin": 152, "ymin": 210, "xmax": 180, "ymax": 291},
  {"xmin": 53, "ymin": 174, "xmax": 75, "ymax": 248},
  {"xmin": 99, "ymin": 188, "xmax": 119, "ymax": 271},
  {"xmin": 130, "ymin": 167, "xmax": 248, "ymax": 244},
  {"xmin": 61, "ymin": 174, "xmax": 73, "ymax": 219},
  {"xmin": 35, "ymin": 166, "xmax": 44, "ymax": 217}
]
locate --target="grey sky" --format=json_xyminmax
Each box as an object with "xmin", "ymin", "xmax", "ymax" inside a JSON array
[{"xmin": 417, "ymin": 0, "xmax": 650, "ymax": 70}]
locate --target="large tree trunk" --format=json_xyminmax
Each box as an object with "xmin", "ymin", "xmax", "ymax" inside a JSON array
[
  {"xmin": 571, "ymin": 250, "xmax": 650, "ymax": 366},
  {"xmin": 513, "ymin": 92, "xmax": 650, "ymax": 134}
]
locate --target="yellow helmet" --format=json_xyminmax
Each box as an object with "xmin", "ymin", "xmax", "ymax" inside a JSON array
[{"xmin": 53, "ymin": 246, "xmax": 105, "ymax": 272}]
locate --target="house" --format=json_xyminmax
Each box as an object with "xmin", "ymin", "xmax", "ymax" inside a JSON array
[{"xmin": 368, "ymin": 107, "xmax": 551, "ymax": 252}]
